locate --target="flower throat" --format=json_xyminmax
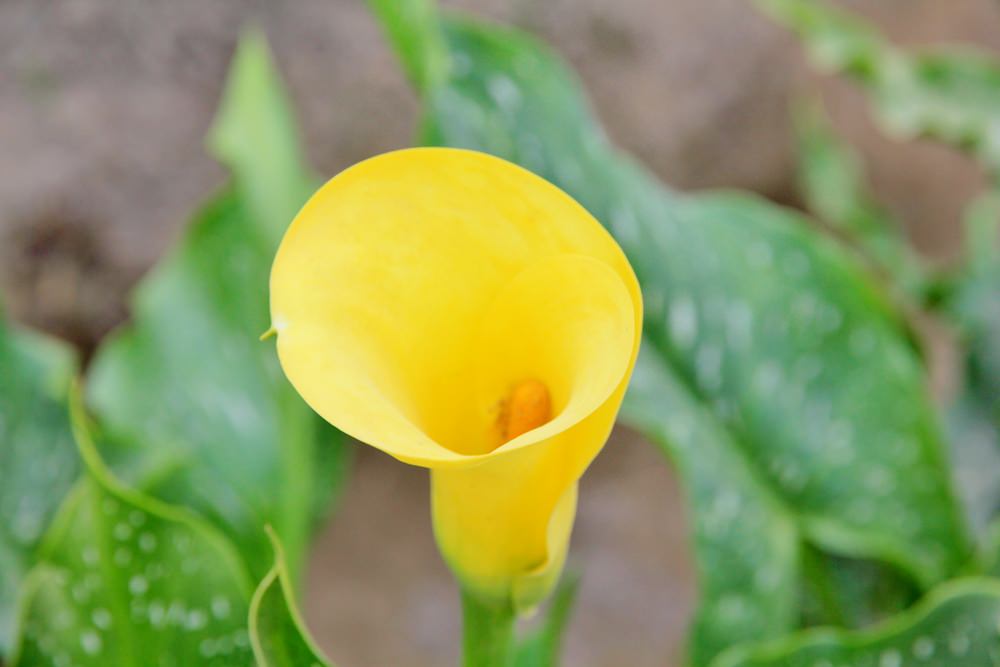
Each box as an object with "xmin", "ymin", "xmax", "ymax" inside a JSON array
[{"xmin": 494, "ymin": 379, "xmax": 552, "ymax": 446}]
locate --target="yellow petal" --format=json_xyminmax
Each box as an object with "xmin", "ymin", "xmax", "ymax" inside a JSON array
[
  {"xmin": 271, "ymin": 148, "xmax": 641, "ymax": 467},
  {"xmin": 269, "ymin": 147, "xmax": 642, "ymax": 607},
  {"xmin": 429, "ymin": 255, "xmax": 633, "ymax": 607}
]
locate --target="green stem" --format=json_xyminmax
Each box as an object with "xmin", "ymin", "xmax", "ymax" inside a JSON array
[{"xmin": 461, "ymin": 589, "xmax": 516, "ymax": 667}]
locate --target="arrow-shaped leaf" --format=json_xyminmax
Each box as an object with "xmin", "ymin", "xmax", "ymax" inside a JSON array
[
  {"xmin": 11, "ymin": 393, "xmax": 254, "ymax": 667},
  {"xmin": 368, "ymin": 4, "xmax": 971, "ymax": 663},
  {"xmin": 86, "ymin": 29, "xmax": 350, "ymax": 581}
]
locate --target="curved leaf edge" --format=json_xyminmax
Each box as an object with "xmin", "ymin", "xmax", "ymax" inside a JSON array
[
  {"xmin": 710, "ymin": 577, "xmax": 1000, "ymax": 667},
  {"xmin": 249, "ymin": 525, "xmax": 334, "ymax": 667},
  {"xmin": 7, "ymin": 384, "xmax": 255, "ymax": 665}
]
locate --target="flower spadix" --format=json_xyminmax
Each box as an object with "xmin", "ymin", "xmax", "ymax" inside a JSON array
[{"xmin": 270, "ymin": 148, "xmax": 641, "ymax": 610}]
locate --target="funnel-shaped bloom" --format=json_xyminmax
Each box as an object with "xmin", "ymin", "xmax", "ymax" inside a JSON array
[{"xmin": 270, "ymin": 148, "xmax": 642, "ymax": 610}]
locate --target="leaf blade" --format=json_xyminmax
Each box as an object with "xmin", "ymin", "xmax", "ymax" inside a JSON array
[
  {"xmin": 759, "ymin": 0, "xmax": 1000, "ymax": 178},
  {"xmin": 0, "ymin": 310, "xmax": 78, "ymax": 656},
  {"xmin": 11, "ymin": 392, "xmax": 254, "ymax": 667},
  {"xmin": 249, "ymin": 527, "xmax": 334, "ymax": 667},
  {"xmin": 712, "ymin": 578, "xmax": 1000, "ymax": 667},
  {"xmin": 85, "ymin": 31, "xmax": 349, "ymax": 581},
  {"xmin": 372, "ymin": 5, "xmax": 972, "ymax": 662}
]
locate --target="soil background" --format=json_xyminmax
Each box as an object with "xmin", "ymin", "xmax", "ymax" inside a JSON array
[{"xmin": 2, "ymin": 1, "xmax": 999, "ymax": 665}]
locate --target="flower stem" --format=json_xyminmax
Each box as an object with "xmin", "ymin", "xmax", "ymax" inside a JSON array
[{"xmin": 460, "ymin": 589, "xmax": 516, "ymax": 667}]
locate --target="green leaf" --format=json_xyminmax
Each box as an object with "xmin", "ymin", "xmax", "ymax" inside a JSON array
[
  {"xmin": 711, "ymin": 578, "xmax": 1000, "ymax": 667},
  {"xmin": 207, "ymin": 28, "xmax": 316, "ymax": 245},
  {"xmin": 798, "ymin": 548, "xmax": 918, "ymax": 630},
  {"xmin": 0, "ymin": 311, "xmax": 78, "ymax": 655},
  {"xmin": 945, "ymin": 192, "xmax": 1000, "ymax": 530},
  {"xmin": 758, "ymin": 0, "xmax": 1000, "ymax": 179},
  {"xmin": 11, "ymin": 392, "xmax": 254, "ymax": 667},
  {"xmin": 249, "ymin": 527, "xmax": 333, "ymax": 667},
  {"xmin": 793, "ymin": 100, "xmax": 923, "ymax": 294},
  {"xmin": 366, "ymin": 0, "xmax": 449, "ymax": 92},
  {"xmin": 512, "ymin": 574, "xmax": 580, "ymax": 667},
  {"xmin": 625, "ymin": 346, "xmax": 799, "ymax": 665},
  {"xmin": 952, "ymin": 192, "xmax": 1000, "ymax": 418},
  {"xmin": 86, "ymin": 29, "xmax": 350, "ymax": 582},
  {"xmin": 978, "ymin": 521, "xmax": 1000, "ymax": 576},
  {"xmin": 371, "ymin": 5, "xmax": 971, "ymax": 663}
]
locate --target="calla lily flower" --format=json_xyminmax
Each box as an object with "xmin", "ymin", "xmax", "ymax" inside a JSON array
[{"xmin": 269, "ymin": 148, "xmax": 642, "ymax": 610}]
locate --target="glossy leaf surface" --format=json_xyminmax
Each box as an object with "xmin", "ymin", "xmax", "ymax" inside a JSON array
[
  {"xmin": 713, "ymin": 579, "xmax": 1000, "ymax": 667},
  {"xmin": 370, "ymin": 3, "xmax": 971, "ymax": 663},
  {"xmin": 12, "ymin": 398, "xmax": 253, "ymax": 667}
]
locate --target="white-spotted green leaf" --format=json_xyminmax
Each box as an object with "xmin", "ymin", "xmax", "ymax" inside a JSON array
[
  {"xmin": 625, "ymin": 347, "xmax": 799, "ymax": 665},
  {"xmin": 794, "ymin": 100, "xmax": 924, "ymax": 294},
  {"xmin": 712, "ymin": 578, "xmax": 1000, "ymax": 667},
  {"xmin": 249, "ymin": 527, "xmax": 333, "ymax": 667},
  {"xmin": 86, "ymin": 29, "xmax": 350, "ymax": 582},
  {"xmin": 758, "ymin": 0, "xmax": 1000, "ymax": 178},
  {"xmin": 11, "ymin": 393, "xmax": 254, "ymax": 667},
  {"xmin": 369, "ymin": 4, "xmax": 971, "ymax": 663},
  {"xmin": 767, "ymin": 0, "xmax": 1000, "ymax": 532},
  {"xmin": 0, "ymin": 311, "xmax": 78, "ymax": 656}
]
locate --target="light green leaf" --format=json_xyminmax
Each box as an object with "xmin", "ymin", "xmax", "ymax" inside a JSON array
[
  {"xmin": 512, "ymin": 574, "xmax": 580, "ymax": 667},
  {"xmin": 11, "ymin": 393, "xmax": 254, "ymax": 667},
  {"xmin": 759, "ymin": 0, "xmax": 1000, "ymax": 178},
  {"xmin": 249, "ymin": 527, "xmax": 333, "ymax": 667},
  {"xmin": 86, "ymin": 29, "xmax": 350, "ymax": 581},
  {"xmin": 367, "ymin": 0, "xmax": 449, "ymax": 92},
  {"xmin": 207, "ymin": 28, "xmax": 316, "ymax": 245},
  {"xmin": 0, "ymin": 311, "xmax": 78, "ymax": 655},
  {"xmin": 371, "ymin": 5, "xmax": 971, "ymax": 663},
  {"xmin": 711, "ymin": 578, "xmax": 1000, "ymax": 667},
  {"xmin": 793, "ymin": 100, "xmax": 923, "ymax": 294}
]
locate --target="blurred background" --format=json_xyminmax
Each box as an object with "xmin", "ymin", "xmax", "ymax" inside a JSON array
[{"xmin": 2, "ymin": 0, "xmax": 998, "ymax": 664}]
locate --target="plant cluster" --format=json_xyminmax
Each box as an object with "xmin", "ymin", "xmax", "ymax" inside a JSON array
[{"xmin": 2, "ymin": 0, "xmax": 999, "ymax": 665}]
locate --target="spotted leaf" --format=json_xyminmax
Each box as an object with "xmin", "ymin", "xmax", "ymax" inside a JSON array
[
  {"xmin": 712, "ymin": 578, "xmax": 1000, "ymax": 667},
  {"xmin": 0, "ymin": 311, "xmax": 78, "ymax": 656},
  {"xmin": 369, "ymin": 3, "xmax": 971, "ymax": 663},
  {"xmin": 793, "ymin": 100, "xmax": 924, "ymax": 295},
  {"xmin": 11, "ymin": 394, "xmax": 254, "ymax": 667}
]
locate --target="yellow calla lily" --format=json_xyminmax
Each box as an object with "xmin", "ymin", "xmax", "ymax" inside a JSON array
[{"xmin": 269, "ymin": 147, "xmax": 642, "ymax": 610}]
